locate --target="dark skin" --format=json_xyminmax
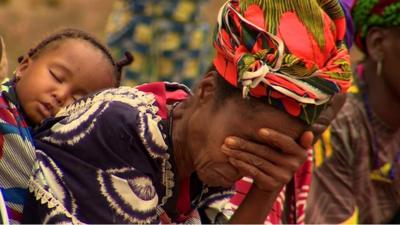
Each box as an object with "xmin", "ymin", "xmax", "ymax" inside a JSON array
[
  {"xmin": 171, "ymin": 71, "xmax": 313, "ymax": 223},
  {"xmin": 222, "ymin": 95, "xmax": 347, "ymax": 223},
  {"xmin": 15, "ymin": 39, "xmax": 116, "ymax": 125},
  {"xmin": 311, "ymin": 93, "xmax": 347, "ymax": 143},
  {"xmin": 363, "ymin": 26, "xmax": 400, "ymax": 130}
]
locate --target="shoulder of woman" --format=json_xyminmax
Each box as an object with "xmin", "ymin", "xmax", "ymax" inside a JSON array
[
  {"xmin": 316, "ymin": 94, "xmax": 370, "ymax": 165},
  {"xmin": 37, "ymin": 87, "xmax": 170, "ymax": 164}
]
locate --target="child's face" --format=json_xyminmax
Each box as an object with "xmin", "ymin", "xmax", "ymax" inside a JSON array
[{"xmin": 15, "ymin": 39, "xmax": 116, "ymax": 125}]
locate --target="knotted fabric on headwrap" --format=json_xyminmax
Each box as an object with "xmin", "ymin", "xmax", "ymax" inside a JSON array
[
  {"xmin": 353, "ymin": 0, "xmax": 400, "ymax": 52},
  {"xmin": 213, "ymin": 0, "xmax": 352, "ymax": 124}
]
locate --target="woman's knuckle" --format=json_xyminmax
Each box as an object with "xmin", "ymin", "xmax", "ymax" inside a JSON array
[
  {"xmin": 237, "ymin": 138, "xmax": 246, "ymax": 150},
  {"xmin": 287, "ymin": 160, "xmax": 300, "ymax": 172},
  {"xmin": 271, "ymin": 138, "xmax": 280, "ymax": 148},
  {"xmin": 250, "ymin": 157, "xmax": 264, "ymax": 167},
  {"xmin": 249, "ymin": 167, "xmax": 258, "ymax": 177},
  {"xmin": 300, "ymin": 151, "xmax": 307, "ymax": 160},
  {"xmin": 280, "ymin": 173, "xmax": 292, "ymax": 184},
  {"xmin": 238, "ymin": 151, "xmax": 250, "ymax": 160},
  {"xmin": 261, "ymin": 148, "xmax": 272, "ymax": 158}
]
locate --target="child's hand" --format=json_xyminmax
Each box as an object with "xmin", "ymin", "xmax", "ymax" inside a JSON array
[{"xmin": 221, "ymin": 128, "xmax": 313, "ymax": 192}]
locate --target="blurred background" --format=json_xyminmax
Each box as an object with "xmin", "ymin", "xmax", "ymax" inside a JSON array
[
  {"xmin": 0, "ymin": 0, "xmax": 362, "ymax": 84},
  {"xmin": 0, "ymin": 0, "xmax": 224, "ymax": 76},
  {"xmin": 0, "ymin": 0, "xmax": 114, "ymax": 71}
]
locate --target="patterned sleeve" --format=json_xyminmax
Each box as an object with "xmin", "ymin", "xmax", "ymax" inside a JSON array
[
  {"xmin": 26, "ymin": 88, "xmax": 169, "ymax": 224},
  {"xmin": 197, "ymin": 187, "xmax": 235, "ymax": 223},
  {"xmin": 306, "ymin": 96, "xmax": 366, "ymax": 224},
  {"xmin": 0, "ymin": 94, "xmax": 35, "ymax": 224}
]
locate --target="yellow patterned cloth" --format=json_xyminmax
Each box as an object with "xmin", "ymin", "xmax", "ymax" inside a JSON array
[{"xmin": 105, "ymin": 0, "xmax": 211, "ymax": 87}]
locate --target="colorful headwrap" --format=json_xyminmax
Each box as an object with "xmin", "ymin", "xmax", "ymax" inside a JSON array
[
  {"xmin": 213, "ymin": 0, "xmax": 353, "ymax": 124},
  {"xmin": 353, "ymin": 0, "xmax": 400, "ymax": 52}
]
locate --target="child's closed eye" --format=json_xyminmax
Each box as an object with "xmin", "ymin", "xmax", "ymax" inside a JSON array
[{"xmin": 49, "ymin": 69, "xmax": 62, "ymax": 83}]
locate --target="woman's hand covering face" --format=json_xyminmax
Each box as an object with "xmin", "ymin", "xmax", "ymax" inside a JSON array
[{"xmin": 222, "ymin": 128, "xmax": 313, "ymax": 192}]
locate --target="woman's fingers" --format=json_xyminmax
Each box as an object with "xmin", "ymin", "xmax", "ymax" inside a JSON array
[
  {"xmin": 222, "ymin": 146, "xmax": 293, "ymax": 184},
  {"xmin": 298, "ymin": 131, "xmax": 314, "ymax": 150},
  {"xmin": 225, "ymin": 128, "xmax": 310, "ymax": 157},
  {"xmin": 223, "ymin": 136, "xmax": 306, "ymax": 172},
  {"xmin": 222, "ymin": 128, "xmax": 311, "ymax": 190},
  {"xmin": 227, "ymin": 157, "xmax": 284, "ymax": 192}
]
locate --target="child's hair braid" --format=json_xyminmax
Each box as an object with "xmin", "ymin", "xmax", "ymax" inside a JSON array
[{"xmin": 18, "ymin": 28, "xmax": 133, "ymax": 86}]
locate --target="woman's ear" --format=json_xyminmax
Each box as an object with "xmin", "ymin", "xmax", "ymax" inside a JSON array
[
  {"xmin": 194, "ymin": 70, "xmax": 218, "ymax": 105},
  {"xmin": 365, "ymin": 27, "xmax": 385, "ymax": 62}
]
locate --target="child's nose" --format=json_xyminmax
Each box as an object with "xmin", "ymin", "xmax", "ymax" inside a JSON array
[{"xmin": 54, "ymin": 87, "xmax": 72, "ymax": 107}]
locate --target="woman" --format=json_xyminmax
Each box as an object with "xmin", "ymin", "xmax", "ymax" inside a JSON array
[
  {"xmin": 306, "ymin": 0, "xmax": 400, "ymax": 223},
  {"xmin": 23, "ymin": 0, "xmax": 351, "ymax": 223}
]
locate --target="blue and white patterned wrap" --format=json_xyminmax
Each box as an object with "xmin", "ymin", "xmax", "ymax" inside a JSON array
[{"xmin": 24, "ymin": 85, "xmax": 234, "ymax": 224}]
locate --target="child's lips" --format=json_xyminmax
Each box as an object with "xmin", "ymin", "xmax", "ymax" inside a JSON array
[{"xmin": 38, "ymin": 102, "xmax": 55, "ymax": 118}]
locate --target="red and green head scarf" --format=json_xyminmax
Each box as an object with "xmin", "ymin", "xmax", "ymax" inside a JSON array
[
  {"xmin": 353, "ymin": 0, "xmax": 400, "ymax": 52},
  {"xmin": 213, "ymin": 0, "xmax": 353, "ymax": 124}
]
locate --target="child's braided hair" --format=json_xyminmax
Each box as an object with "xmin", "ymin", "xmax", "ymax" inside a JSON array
[{"xmin": 18, "ymin": 28, "xmax": 133, "ymax": 86}]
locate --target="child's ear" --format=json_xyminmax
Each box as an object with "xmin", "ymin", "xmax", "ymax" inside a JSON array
[{"xmin": 15, "ymin": 56, "xmax": 31, "ymax": 78}]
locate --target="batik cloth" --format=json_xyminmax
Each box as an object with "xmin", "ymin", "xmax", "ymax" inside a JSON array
[
  {"xmin": 105, "ymin": 0, "xmax": 212, "ymax": 88},
  {"xmin": 353, "ymin": 0, "xmax": 400, "ymax": 52},
  {"xmin": 22, "ymin": 83, "xmax": 235, "ymax": 224},
  {"xmin": 306, "ymin": 65, "xmax": 400, "ymax": 224},
  {"xmin": 0, "ymin": 81, "xmax": 35, "ymax": 224},
  {"xmin": 213, "ymin": 0, "xmax": 352, "ymax": 124}
]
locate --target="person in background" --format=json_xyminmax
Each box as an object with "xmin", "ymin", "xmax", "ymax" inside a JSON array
[
  {"xmin": 105, "ymin": 0, "xmax": 212, "ymax": 88},
  {"xmin": 0, "ymin": 36, "xmax": 8, "ymax": 82},
  {"xmin": 0, "ymin": 28, "xmax": 131, "ymax": 224},
  {"xmin": 306, "ymin": 0, "xmax": 400, "ymax": 223},
  {"xmin": 22, "ymin": 0, "xmax": 351, "ymax": 223}
]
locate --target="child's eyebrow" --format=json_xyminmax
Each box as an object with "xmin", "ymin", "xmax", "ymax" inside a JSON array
[{"xmin": 52, "ymin": 62, "xmax": 73, "ymax": 76}]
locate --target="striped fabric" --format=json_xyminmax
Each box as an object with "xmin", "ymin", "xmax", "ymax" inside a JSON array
[{"xmin": 0, "ymin": 82, "xmax": 35, "ymax": 224}]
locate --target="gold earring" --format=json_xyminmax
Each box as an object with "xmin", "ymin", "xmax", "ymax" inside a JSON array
[
  {"xmin": 15, "ymin": 72, "xmax": 21, "ymax": 81},
  {"xmin": 377, "ymin": 60, "xmax": 383, "ymax": 77}
]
